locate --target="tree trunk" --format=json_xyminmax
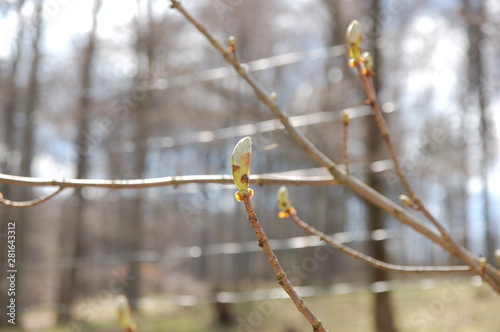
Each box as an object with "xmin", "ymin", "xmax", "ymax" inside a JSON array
[
  {"xmin": 0, "ymin": 1, "xmax": 29, "ymax": 327},
  {"xmin": 13, "ymin": 0, "xmax": 44, "ymax": 321},
  {"xmin": 463, "ymin": 0, "xmax": 493, "ymax": 262},
  {"xmin": 366, "ymin": 0, "xmax": 398, "ymax": 331},
  {"xmin": 57, "ymin": 0, "xmax": 102, "ymax": 323},
  {"xmin": 125, "ymin": 0, "xmax": 155, "ymax": 309}
]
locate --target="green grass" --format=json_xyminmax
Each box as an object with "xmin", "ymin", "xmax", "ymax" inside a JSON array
[{"xmin": 7, "ymin": 278, "xmax": 500, "ymax": 332}]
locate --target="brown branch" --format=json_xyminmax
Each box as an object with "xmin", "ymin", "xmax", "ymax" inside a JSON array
[
  {"xmin": 342, "ymin": 111, "xmax": 350, "ymax": 175},
  {"xmin": 169, "ymin": 1, "xmax": 500, "ymax": 293},
  {"xmin": 0, "ymin": 173, "xmax": 337, "ymax": 189},
  {"xmin": 0, "ymin": 187, "xmax": 64, "ymax": 208},
  {"xmin": 286, "ymin": 212, "xmax": 470, "ymax": 274},
  {"xmin": 168, "ymin": 1, "xmax": 441, "ymax": 253},
  {"xmin": 240, "ymin": 194, "xmax": 329, "ymax": 332},
  {"xmin": 353, "ymin": 63, "xmax": 482, "ymax": 275}
]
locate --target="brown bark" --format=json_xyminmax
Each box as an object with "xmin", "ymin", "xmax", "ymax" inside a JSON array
[
  {"xmin": 366, "ymin": 1, "xmax": 398, "ymax": 331},
  {"xmin": 0, "ymin": 1, "xmax": 29, "ymax": 327},
  {"xmin": 13, "ymin": 0, "xmax": 44, "ymax": 320},
  {"xmin": 463, "ymin": 0, "xmax": 494, "ymax": 262},
  {"xmin": 57, "ymin": 0, "xmax": 102, "ymax": 323},
  {"xmin": 125, "ymin": 0, "xmax": 155, "ymax": 309}
]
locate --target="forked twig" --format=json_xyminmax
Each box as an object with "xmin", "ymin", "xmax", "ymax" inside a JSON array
[
  {"xmin": 169, "ymin": 1, "xmax": 500, "ymax": 293},
  {"xmin": 285, "ymin": 211, "xmax": 470, "ymax": 274},
  {"xmin": 0, "ymin": 187, "xmax": 64, "ymax": 208},
  {"xmin": 241, "ymin": 195, "xmax": 329, "ymax": 332},
  {"xmin": 232, "ymin": 138, "xmax": 328, "ymax": 331},
  {"xmin": 346, "ymin": 23, "xmax": 481, "ymax": 274},
  {"xmin": 342, "ymin": 111, "xmax": 350, "ymax": 175}
]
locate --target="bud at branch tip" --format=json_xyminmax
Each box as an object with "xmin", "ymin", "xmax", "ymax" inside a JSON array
[
  {"xmin": 231, "ymin": 137, "xmax": 254, "ymax": 201},
  {"xmin": 346, "ymin": 20, "xmax": 362, "ymax": 65},
  {"xmin": 228, "ymin": 36, "xmax": 237, "ymax": 53},
  {"xmin": 343, "ymin": 111, "xmax": 350, "ymax": 124},
  {"xmin": 117, "ymin": 295, "xmax": 136, "ymax": 332},
  {"xmin": 277, "ymin": 186, "xmax": 297, "ymax": 218},
  {"xmin": 361, "ymin": 51, "xmax": 375, "ymax": 76},
  {"xmin": 399, "ymin": 195, "xmax": 411, "ymax": 206},
  {"xmin": 270, "ymin": 92, "xmax": 277, "ymax": 102}
]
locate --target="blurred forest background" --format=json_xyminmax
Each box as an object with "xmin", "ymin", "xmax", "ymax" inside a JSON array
[{"xmin": 0, "ymin": 0, "xmax": 499, "ymax": 330}]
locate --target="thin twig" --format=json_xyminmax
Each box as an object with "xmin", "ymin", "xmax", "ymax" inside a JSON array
[
  {"xmin": 0, "ymin": 173, "xmax": 337, "ymax": 189},
  {"xmin": 342, "ymin": 111, "xmax": 350, "ymax": 175},
  {"xmin": 168, "ymin": 1, "xmax": 500, "ymax": 293},
  {"xmin": 286, "ymin": 212, "xmax": 470, "ymax": 274},
  {"xmin": 0, "ymin": 187, "xmax": 64, "ymax": 208},
  {"xmin": 353, "ymin": 63, "xmax": 482, "ymax": 275},
  {"xmin": 241, "ymin": 195, "xmax": 329, "ymax": 332}
]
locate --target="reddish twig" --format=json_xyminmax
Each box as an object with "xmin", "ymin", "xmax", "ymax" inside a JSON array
[
  {"xmin": 240, "ymin": 194, "xmax": 329, "ymax": 332},
  {"xmin": 285, "ymin": 211, "xmax": 470, "ymax": 274},
  {"xmin": 0, "ymin": 187, "xmax": 64, "ymax": 208},
  {"xmin": 352, "ymin": 57, "xmax": 482, "ymax": 276},
  {"xmin": 169, "ymin": 1, "xmax": 500, "ymax": 293}
]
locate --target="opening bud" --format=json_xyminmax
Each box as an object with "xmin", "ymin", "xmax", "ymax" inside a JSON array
[
  {"xmin": 346, "ymin": 20, "xmax": 362, "ymax": 63},
  {"xmin": 231, "ymin": 137, "xmax": 253, "ymax": 201},
  {"xmin": 361, "ymin": 51, "xmax": 375, "ymax": 76},
  {"xmin": 117, "ymin": 295, "xmax": 136, "ymax": 332},
  {"xmin": 276, "ymin": 186, "xmax": 297, "ymax": 218}
]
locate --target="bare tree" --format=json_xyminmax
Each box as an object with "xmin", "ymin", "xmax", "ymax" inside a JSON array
[
  {"xmin": 57, "ymin": 0, "xmax": 102, "ymax": 322},
  {"xmin": 462, "ymin": 0, "xmax": 494, "ymax": 262},
  {"xmin": 365, "ymin": 1, "xmax": 398, "ymax": 330},
  {"xmin": 124, "ymin": 0, "xmax": 156, "ymax": 309},
  {"xmin": 13, "ymin": 0, "xmax": 45, "ymax": 318},
  {"xmin": 1, "ymin": 1, "xmax": 500, "ymax": 331},
  {"xmin": 0, "ymin": 0, "xmax": 28, "ymax": 326}
]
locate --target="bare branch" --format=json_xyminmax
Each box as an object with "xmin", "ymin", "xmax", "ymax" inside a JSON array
[
  {"xmin": 168, "ymin": 1, "xmax": 441, "ymax": 254},
  {"xmin": 342, "ymin": 111, "xmax": 350, "ymax": 175},
  {"xmin": 285, "ymin": 212, "xmax": 471, "ymax": 274},
  {"xmin": 169, "ymin": 2, "xmax": 500, "ymax": 293},
  {"xmin": 0, "ymin": 172, "xmax": 337, "ymax": 189},
  {"xmin": 352, "ymin": 51, "xmax": 482, "ymax": 275},
  {"xmin": 0, "ymin": 187, "xmax": 64, "ymax": 208},
  {"xmin": 240, "ymin": 194, "xmax": 329, "ymax": 332}
]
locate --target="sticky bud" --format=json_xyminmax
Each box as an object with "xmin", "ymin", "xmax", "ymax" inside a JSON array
[
  {"xmin": 399, "ymin": 195, "xmax": 411, "ymax": 206},
  {"xmin": 479, "ymin": 256, "xmax": 487, "ymax": 268},
  {"xmin": 277, "ymin": 186, "xmax": 292, "ymax": 211},
  {"xmin": 346, "ymin": 20, "xmax": 362, "ymax": 63},
  {"xmin": 228, "ymin": 35, "xmax": 236, "ymax": 52},
  {"xmin": 346, "ymin": 20, "xmax": 362, "ymax": 47},
  {"xmin": 231, "ymin": 137, "xmax": 254, "ymax": 201},
  {"xmin": 276, "ymin": 186, "xmax": 297, "ymax": 218},
  {"xmin": 361, "ymin": 51, "xmax": 375, "ymax": 76},
  {"xmin": 342, "ymin": 111, "xmax": 350, "ymax": 124},
  {"xmin": 495, "ymin": 249, "xmax": 500, "ymax": 266},
  {"xmin": 269, "ymin": 92, "xmax": 277, "ymax": 102},
  {"xmin": 117, "ymin": 295, "xmax": 136, "ymax": 332}
]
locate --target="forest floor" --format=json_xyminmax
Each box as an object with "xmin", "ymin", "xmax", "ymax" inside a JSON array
[{"xmin": 7, "ymin": 277, "xmax": 500, "ymax": 332}]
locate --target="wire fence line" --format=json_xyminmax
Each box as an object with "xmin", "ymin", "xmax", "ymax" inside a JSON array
[
  {"xmin": 109, "ymin": 102, "xmax": 398, "ymax": 152},
  {"xmin": 18, "ymin": 225, "xmax": 472, "ymax": 271},
  {"xmin": 171, "ymin": 276, "xmax": 481, "ymax": 307},
  {"xmin": 145, "ymin": 44, "xmax": 346, "ymax": 91}
]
